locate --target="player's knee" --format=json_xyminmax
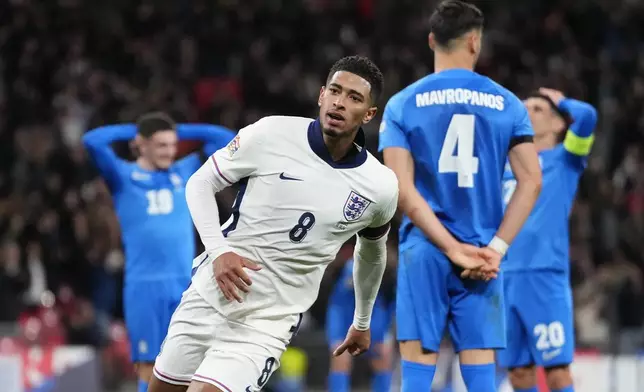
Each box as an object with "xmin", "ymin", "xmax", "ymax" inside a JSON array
[
  {"xmin": 508, "ymin": 365, "xmax": 537, "ymax": 389},
  {"xmin": 458, "ymin": 349, "xmax": 494, "ymax": 365},
  {"xmin": 398, "ymin": 340, "xmax": 437, "ymax": 365},
  {"xmin": 137, "ymin": 362, "xmax": 155, "ymax": 383},
  {"xmin": 370, "ymin": 343, "xmax": 393, "ymax": 371},
  {"xmin": 544, "ymin": 365, "xmax": 573, "ymax": 390}
]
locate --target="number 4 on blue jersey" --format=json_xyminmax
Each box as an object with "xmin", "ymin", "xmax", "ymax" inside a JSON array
[
  {"xmin": 378, "ymin": 69, "xmax": 534, "ymax": 246},
  {"xmin": 438, "ymin": 114, "xmax": 479, "ymax": 188}
]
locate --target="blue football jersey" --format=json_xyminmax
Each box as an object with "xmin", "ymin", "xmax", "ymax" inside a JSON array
[
  {"xmin": 379, "ymin": 69, "xmax": 533, "ymax": 249},
  {"xmin": 502, "ymin": 98, "xmax": 597, "ymax": 272},
  {"xmin": 83, "ymin": 124, "xmax": 234, "ymax": 283}
]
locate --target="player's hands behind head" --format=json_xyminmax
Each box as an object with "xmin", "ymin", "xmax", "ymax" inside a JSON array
[
  {"xmin": 333, "ymin": 325, "xmax": 371, "ymax": 358},
  {"xmin": 129, "ymin": 139, "xmax": 140, "ymax": 158},
  {"xmin": 538, "ymin": 87, "xmax": 565, "ymax": 106},
  {"xmin": 213, "ymin": 251, "xmax": 262, "ymax": 303}
]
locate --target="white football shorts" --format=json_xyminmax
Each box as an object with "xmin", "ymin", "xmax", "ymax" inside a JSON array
[{"xmin": 153, "ymin": 284, "xmax": 286, "ymax": 392}]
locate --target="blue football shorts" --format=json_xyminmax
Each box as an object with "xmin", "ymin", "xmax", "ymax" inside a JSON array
[
  {"xmin": 497, "ymin": 270, "xmax": 574, "ymax": 368},
  {"xmin": 123, "ymin": 279, "xmax": 188, "ymax": 363},
  {"xmin": 396, "ymin": 240, "xmax": 506, "ymax": 352}
]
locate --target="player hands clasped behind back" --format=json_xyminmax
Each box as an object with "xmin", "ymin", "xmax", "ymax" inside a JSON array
[
  {"xmin": 497, "ymin": 88, "xmax": 597, "ymax": 392},
  {"xmin": 82, "ymin": 114, "xmax": 234, "ymax": 392},
  {"xmin": 379, "ymin": 1, "xmax": 542, "ymax": 391},
  {"xmin": 148, "ymin": 55, "xmax": 399, "ymax": 392}
]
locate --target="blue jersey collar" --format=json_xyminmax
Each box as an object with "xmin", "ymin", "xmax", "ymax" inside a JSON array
[
  {"xmin": 434, "ymin": 68, "xmax": 477, "ymax": 77},
  {"xmin": 307, "ymin": 118, "xmax": 368, "ymax": 169}
]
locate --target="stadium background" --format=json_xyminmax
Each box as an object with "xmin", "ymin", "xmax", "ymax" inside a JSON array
[{"xmin": 1, "ymin": 0, "xmax": 643, "ymax": 391}]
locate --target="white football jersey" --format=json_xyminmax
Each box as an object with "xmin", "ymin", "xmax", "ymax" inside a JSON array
[{"xmin": 191, "ymin": 115, "xmax": 398, "ymax": 342}]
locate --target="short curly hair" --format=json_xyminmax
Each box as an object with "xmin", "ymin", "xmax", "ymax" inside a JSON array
[{"xmin": 326, "ymin": 55, "xmax": 384, "ymax": 103}]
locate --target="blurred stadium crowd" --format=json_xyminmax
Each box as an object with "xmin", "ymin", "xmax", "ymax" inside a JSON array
[{"xmin": 1, "ymin": 0, "xmax": 644, "ymax": 388}]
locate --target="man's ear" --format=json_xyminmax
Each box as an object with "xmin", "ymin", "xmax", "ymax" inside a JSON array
[{"xmin": 362, "ymin": 106, "xmax": 378, "ymax": 124}]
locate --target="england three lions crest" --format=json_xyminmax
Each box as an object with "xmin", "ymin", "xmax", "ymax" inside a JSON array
[{"xmin": 343, "ymin": 191, "xmax": 372, "ymax": 221}]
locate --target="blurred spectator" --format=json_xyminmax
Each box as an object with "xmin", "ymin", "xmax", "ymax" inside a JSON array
[{"xmin": 0, "ymin": 241, "xmax": 29, "ymax": 321}]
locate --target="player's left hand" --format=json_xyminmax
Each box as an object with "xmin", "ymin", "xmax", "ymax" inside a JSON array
[
  {"xmin": 454, "ymin": 243, "xmax": 493, "ymax": 280},
  {"xmin": 446, "ymin": 243, "xmax": 487, "ymax": 272},
  {"xmin": 539, "ymin": 87, "xmax": 565, "ymax": 105},
  {"xmin": 213, "ymin": 251, "xmax": 262, "ymax": 302},
  {"xmin": 461, "ymin": 246, "xmax": 502, "ymax": 281},
  {"xmin": 333, "ymin": 325, "xmax": 371, "ymax": 357}
]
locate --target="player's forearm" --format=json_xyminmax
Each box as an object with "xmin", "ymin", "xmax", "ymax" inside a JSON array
[
  {"xmin": 204, "ymin": 140, "xmax": 228, "ymax": 158},
  {"xmin": 82, "ymin": 125, "xmax": 135, "ymax": 187},
  {"xmin": 82, "ymin": 124, "xmax": 137, "ymax": 150},
  {"xmin": 352, "ymin": 234, "xmax": 388, "ymax": 331},
  {"xmin": 559, "ymin": 98, "xmax": 597, "ymax": 138},
  {"xmin": 177, "ymin": 124, "xmax": 235, "ymax": 143},
  {"xmin": 185, "ymin": 163, "xmax": 233, "ymax": 259},
  {"xmin": 495, "ymin": 179, "xmax": 541, "ymax": 245},
  {"xmin": 177, "ymin": 124, "xmax": 235, "ymax": 157},
  {"xmin": 399, "ymin": 188, "xmax": 460, "ymax": 253}
]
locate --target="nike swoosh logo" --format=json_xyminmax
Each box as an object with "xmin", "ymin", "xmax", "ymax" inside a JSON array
[
  {"xmin": 279, "ymin": 172, "xmax": 302, "ymax": 181},
  {"xmin": 542, "ymin": 348, "xmax": 562, "ymax": 361}
]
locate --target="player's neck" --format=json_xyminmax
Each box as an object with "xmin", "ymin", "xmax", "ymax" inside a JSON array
[
  {"xmin": 322, "ymin": 132, "xmax": 357, "ymax": 162},
  {"xmin": 433, "ymin": 53, "xmax": 475, "ymax": 73},
  {"xmin": 136, "ymin": 157, "xmax": 156, "ymax": 171}
]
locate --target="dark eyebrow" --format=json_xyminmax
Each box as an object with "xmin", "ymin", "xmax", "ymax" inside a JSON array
[{"xmin": 328, "ymin": 83, "xmax": 366, "ymax": 100}]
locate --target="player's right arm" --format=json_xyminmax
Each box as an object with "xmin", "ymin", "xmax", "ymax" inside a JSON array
[
  {"xmin": 334, "ymin": 179, "xmax": 399, "ymax": 357},
  {"xmin": 491, "ymin": 100, "xmax": 543, "ymax": 258},
  {"xmin": 82, "ymin": 124, "xmax": 137, "ymax": 191},
  {"xmin": 185, "ymin": 119, "xmax": 267, "ymax": 302},
  {"xmin": 540, "ymin": 88, "xmax": 598, "ymax": 165},
  {"xmin": 379, "ymin": 97, "xmax": 489, "ymax": 274}
]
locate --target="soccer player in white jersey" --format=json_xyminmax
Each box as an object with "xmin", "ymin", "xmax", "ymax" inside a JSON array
[{"xmin": 148, "ymin": 55, "xmax": 399, "ymax": 392}]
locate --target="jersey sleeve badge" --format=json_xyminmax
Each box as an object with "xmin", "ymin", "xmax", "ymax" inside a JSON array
[
  {"xmin": 343, "ymin": 191, "xmax": 372, "ymax": 221},
  {"xmin": 226, "ymin": 134, "xmax": 241, "ymax": 157}
]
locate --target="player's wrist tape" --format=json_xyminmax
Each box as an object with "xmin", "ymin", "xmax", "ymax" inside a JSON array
[
  {"xmin": 488, "ymin": 236, "xmax": 509, "ymax": 257},
  {"xmin": 353, "ymin": 310, "xmax": 373, "ymax": 331},
  {"xmin": 352, "ymin": 319, "xmax": 370, "ymax": 331}
]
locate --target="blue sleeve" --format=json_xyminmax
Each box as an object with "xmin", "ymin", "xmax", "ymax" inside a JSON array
[
  {"xmin": 559, "ymin": 98, "xmax": 597, "ymax": 163},
  {"xmin": 512, "ymin": 99, "xmax": 534, "ymax": 139},
  {"xmin": 176, "ymin": 124, "xmax": 236, "ymax": 157},
  {"xmin": 174, "ymin": 153, "xmax": 203, "ymax": 176},
  {"xmin": 559, "ymin": 98, "xmax": 597, "ymax": 139},
  {"xmin": 82, "ymin": 124, "xmax": 136, "ymax": 191},
  {"xmin": 378, "ymin": 94, "xmax": 410, "ymax": 152}
]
